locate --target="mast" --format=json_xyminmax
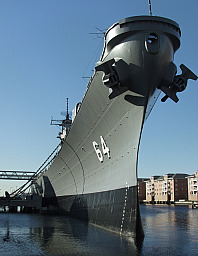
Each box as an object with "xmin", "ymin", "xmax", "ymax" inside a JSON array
[
  {"xmin": 66, "ymin": 97, "xmax": 69, "ymax": 120},
  {"xmin": 148, "ymin": 0, "xmax": 152, "ymax": 16},
  {"xmin": 50, "ymin": 98, "xmax": 72, "ymax": 140}
]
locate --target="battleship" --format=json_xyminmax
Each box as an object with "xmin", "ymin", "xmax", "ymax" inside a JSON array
[{"xmin": 18, "ymin": 15, "xmax": 197, "ymax": 241}]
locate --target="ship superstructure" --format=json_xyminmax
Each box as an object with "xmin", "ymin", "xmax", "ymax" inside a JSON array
[{"xmin": 50, "ymin": 98, "xmax": 72, "ymax": 140}]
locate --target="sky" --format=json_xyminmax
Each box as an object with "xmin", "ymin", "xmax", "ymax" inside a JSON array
[{"xmin": 0, "ymin": 0, "xmax": 197, "ymax": 195}]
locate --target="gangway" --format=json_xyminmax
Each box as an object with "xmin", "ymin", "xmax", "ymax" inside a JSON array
[
  {"xmin": 8, "ymin": 143, "xmax": 61, "ymax": 198},
  {"xmin": 0, "ymin": 171, "xmax": 36, "ymax": 180}
]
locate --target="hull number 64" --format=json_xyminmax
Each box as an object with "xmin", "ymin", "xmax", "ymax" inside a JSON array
[{"xmin": 92, "ymin": 136, "xmax": 110, "ymax": 163}]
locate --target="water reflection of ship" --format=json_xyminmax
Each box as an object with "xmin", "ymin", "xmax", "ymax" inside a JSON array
[
  {"xmin": 29, "ymin": 14, "xmax": 197, "ymax": 244},
  {"xmin": 30, "ymin": 215, "xmax": 140, "ymax": 255}
]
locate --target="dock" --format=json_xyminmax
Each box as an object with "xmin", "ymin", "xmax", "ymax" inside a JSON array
[
  {"xmin": 0, "ymin": 170, "xmax": 42, "ymax": 213},
  {"xmin": 0, "ymin": 195, "xmax": 42, "ymax": 213}
]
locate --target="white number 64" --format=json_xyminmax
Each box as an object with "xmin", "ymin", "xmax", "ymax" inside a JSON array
[{"xmin": 92, "ymin": 136, "xmax": 110, "ymax": 163}]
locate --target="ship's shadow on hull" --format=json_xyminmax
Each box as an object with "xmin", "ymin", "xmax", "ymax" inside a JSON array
[
  {"xmin": 97, "ymin": 55, "xmax": 159, "ymax": 102},
  {"xmin": 70, "ymin": 196, "xmax": 89, "ymax": 221}
]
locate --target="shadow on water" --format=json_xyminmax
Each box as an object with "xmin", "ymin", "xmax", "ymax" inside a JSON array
[{"xmin": 30, "ymin": 215, "xmax": 141, "ymax": 256}]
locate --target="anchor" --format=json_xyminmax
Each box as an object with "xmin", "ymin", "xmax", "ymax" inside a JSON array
[{"xmin": 160, "ymin": 63, "xmax": 197, "ymax": 103}]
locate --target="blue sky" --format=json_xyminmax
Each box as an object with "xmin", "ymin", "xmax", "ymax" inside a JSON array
[{"xmin": 0, "ymin": 0, "xmax": 197, "ymax": 195}]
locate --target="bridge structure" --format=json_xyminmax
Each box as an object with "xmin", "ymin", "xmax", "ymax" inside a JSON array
[
  {"xmin": 0, "ymin": 170, "xmax": 36, "ymax": 180},
  {"xmin": 0, "ymin": 170, "xmax": 42, "ymax": 213},
  {"xmin": 0, "ymin": 143, "xmax": 61, "ymax": 201}
]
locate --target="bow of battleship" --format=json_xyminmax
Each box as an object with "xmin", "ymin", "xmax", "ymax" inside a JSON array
[{"xmin": 27, "ymin": 16, "xmax": 197, "ymax": 243}]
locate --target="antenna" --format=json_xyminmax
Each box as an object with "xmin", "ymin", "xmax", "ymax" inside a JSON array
[
  {"xmin": 89, "ymin": 27, "xmax": 106, "ymax": 39},
  {"xmin": 66, "ymin": 98, "xmax": 69, "ymax": 120},
  {"xmin": 148, "ymin": 0, "xmax": 152, "ymax": 16}
]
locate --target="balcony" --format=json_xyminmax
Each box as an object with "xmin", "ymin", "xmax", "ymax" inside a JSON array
[{"xmin": 190, "ymin": 186, "xmax": 198, "ymax": 192}]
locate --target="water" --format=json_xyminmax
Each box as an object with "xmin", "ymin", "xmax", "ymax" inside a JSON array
[
  {"xmin": 0, "ymin": 205, "xmax": 197, "ymax": 256},
  {"xmin": 140, "ymin": 205, "xmax": 198, "ymax": 255}
]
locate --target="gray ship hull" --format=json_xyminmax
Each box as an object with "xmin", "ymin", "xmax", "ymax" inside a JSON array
[
  {"xmin": 32, "ymin": 16, "xmax": 182, "ymax": 241},
  {"xmin": 38, "ymin": 72, "xmax": 145, "ymax": 238}
]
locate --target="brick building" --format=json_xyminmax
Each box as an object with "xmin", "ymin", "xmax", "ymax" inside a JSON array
[
  {"xmin": 146, "ymin": 173, "xmax": 188, "ymax": 203},
  {"xmin": 138, "ymin": 178, "xmax": 149, "ymax": 202}
]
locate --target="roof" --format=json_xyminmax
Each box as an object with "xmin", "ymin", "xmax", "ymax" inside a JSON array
[
  {"xmin": 169, "ymin": 173, "xmax": 189, "ymax": 179},
  {"xmin": 138, "ymin": 178, "xmax": 149, "ymax": 182}
]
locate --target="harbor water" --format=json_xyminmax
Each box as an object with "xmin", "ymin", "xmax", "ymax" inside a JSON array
[{"xmin": 0, "ymin": 204, "xmax": 197, "ymax": 256}]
